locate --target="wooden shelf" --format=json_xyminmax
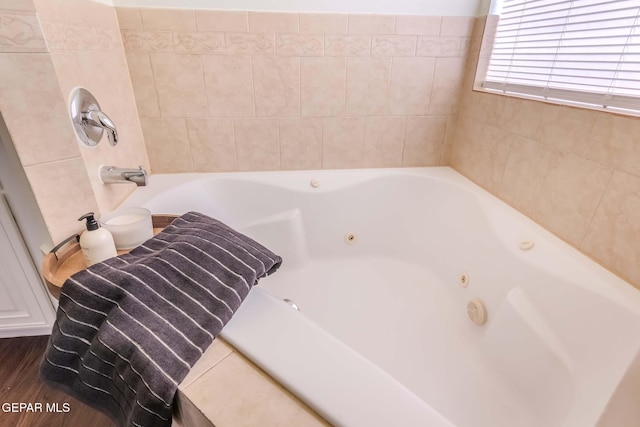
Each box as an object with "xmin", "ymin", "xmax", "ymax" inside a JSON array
[{"xmin": 41, "ymin": 214, "xmax": 178, "ymax": 299}]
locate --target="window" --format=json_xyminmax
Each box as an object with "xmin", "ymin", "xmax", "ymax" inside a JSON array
[{"xmin": 480, "ymin": 0, "xmax": 640, "ymax": 113}]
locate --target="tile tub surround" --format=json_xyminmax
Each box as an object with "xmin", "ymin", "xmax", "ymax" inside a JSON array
[
  {"xmin": 174, "ymin": 338, "xmax": 329, "ymax": 427},
  {"xmin": 0, "ymin": 0, "xmax": 150, "ymax": 243},
  {"xmin": 449, "ymin": 17, "xmax": 640, "ymax": 290},
  {"xmin": 118, "ymin": 8, "xmax": 474, "ymax": 172},
  {"xmin": 36, "ymin": 0, "xmax": 151, "ymax": 222},
  {"xmin": 0, "ymin": 0, "xmax": 97, "ymax": 243}
]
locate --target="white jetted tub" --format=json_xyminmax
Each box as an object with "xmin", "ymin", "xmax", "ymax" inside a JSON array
[{"xmin": 121, "ymin": 167, "xmax": 640, "ymax": 427}]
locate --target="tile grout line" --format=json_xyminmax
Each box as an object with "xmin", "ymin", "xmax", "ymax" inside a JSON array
[
  {"xmin": 579, "ymin": 167, "xmax": 615, "ymax": 250},
  {"xmin": 232, "ymin": 118, "xmax": 239, "ymax": 172}
]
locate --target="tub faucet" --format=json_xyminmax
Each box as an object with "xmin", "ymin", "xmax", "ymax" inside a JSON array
[{"xmin": 100, "ymin": 165, "xmax": 148, "ymax": 187}]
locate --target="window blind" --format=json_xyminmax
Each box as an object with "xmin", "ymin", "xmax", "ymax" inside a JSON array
[{"xmin": 483, "ymin": 0, "xmax": 640, "ymax": 111}]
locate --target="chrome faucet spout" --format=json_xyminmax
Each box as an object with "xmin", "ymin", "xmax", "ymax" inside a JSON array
[
  {"xmin": 100, "ymin": 165, "xmax": 148, "ymax": 187},
  {"xmin": 82, "ymin": 110, "xmax": 118, "ymax": 146}
]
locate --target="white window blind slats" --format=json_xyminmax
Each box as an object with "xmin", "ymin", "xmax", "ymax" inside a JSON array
[
  {"xmin": 499, "ymin": 2, "xmax": 638, "ymax": 26},
  {"xmin": 497, "ymin": 16, "xmax": 637, "ymax": 36},
  {"xmin": 482, "ymin": 0, "xmax": 640, "ymax": 112}
]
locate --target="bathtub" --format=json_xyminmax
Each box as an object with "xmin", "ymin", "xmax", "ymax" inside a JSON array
[{"xmin": 121, "ymin": 167, "xmax": 640, "ymax": 427}]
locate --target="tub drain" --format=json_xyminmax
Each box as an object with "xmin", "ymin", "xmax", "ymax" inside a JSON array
[{"xmin": 467, "ymin": 298, "xmax": 487, "ymax": 325}]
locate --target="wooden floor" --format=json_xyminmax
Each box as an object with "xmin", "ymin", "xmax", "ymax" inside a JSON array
[{"xmin": 0, "ymin": 335, "xmax": 114, "ymax": 427}]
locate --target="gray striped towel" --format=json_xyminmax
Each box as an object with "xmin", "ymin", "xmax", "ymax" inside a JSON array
[{"xmin": 40, "ymin": 211, "xmax": 282, "ymax": 427}]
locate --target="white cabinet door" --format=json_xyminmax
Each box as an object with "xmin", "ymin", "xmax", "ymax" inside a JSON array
[{"xmin": 0, "ymin": 194, "xmax": 54, "ymax": 337}]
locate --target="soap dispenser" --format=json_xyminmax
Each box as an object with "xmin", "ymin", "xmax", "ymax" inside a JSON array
[{"xmin": 78, "ymin": 212, "xmax": 117, "ymax": 266}]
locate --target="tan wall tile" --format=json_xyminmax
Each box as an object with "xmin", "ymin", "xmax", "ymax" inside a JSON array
[
  {"xmin": 324, "ymin": 34, "xmax": 370, "ymax": 56},
  {"xmin": 364, "ymin": 116, "xmax": 406, "ymax": 167},
  {"xmin": 24, "ymin": 157, "xmax": 98, "ymax": 243},
  {"xmin": 395, "ymin": 15, "xmax": 441, "ymax": 36},
  {"xmin": 186, "ymin": 118, "xmax": 236, "ymax": 172},
  {"xmin": 416, "ymin": 36, "xmax": 462, "ymax": 57},
  {"xmin": 402, "ymin": 116, "xmax": 447, "ymax": 166},
  {"xmin": 450, "ymin": 119, "xmax": 511, "ymax": 193},
  {"xmin": 0, "ymin": 11, "xmax": 47, "ymax": 52},
  {"xmin": 61, "ymin": 25, "xmax": 95, "ymax": 50},
  {"xmin": 279, "ymin": 118, "xmax": 322, "ymax": 170},
  {"xmin": 125, "ymin": 53, "xmax": 160, "ymax": 118},
  {"xmin": 582, "ymin": 171, "xmax": 640, "ymax": 287},
  {"xmin": 429, "ymin": 57, "xmax": 466, "ymax": 115},
  {"xmin": 348, "ymin": 14, "xmax": 395, "ymax": 35},
  {"xmin": 299, "ymin": 13, "xmax": 347, "ymax": 34},
  {"xmin": 441, "ymin": 16, "xmax": 475, "ymax": 37},
  {"xmin": 252, "ymin": 56, "xmax": 300, "ymax": 117},
  {"xmin": 535, "ymin": 104, "xmax": 598, "ymax": 154},
  {"xmin": 440, "ymin": 114, "xmax": 457, "ymax": 165},
  {"xmin": 533, "ymin": 152, "xmax": 612, "ymax": 247},
  {"xmin": 0, "ymin": 53, "xmax": 80, "ymax": 166},
  {"xmin": 64, "ymin": 0, "xmax": 117, "ymax": 29},
  {"xmin": 122, "ymin": 30, "xmax": 173, "ymax": 53},
  {"xmin": 583, "ymin": 113, "xmax": 640, "ymax": 177},
  {"xmin": 276, "ymin": 34, "xmax": 323, "ymax": 56},
  {"xmin": 77, "ymin": 51, "xmax": 139, "ymax": 125},
  {"xmin": 115, "ymin": 7, "xmax": 143, "ymax": 30},
  {"xmin": 225, "ymin": 33, "xmax": 274, "ymax": 55},
  {"xmin": 234, "ymin": 119, "xmax": 279, "ymax": 171},
  {"xmin": 150, "ymin": 54, "xmax": 208, "ymax": 118},
  {"xmin": 93, "ymin": 27, "xmax": 120, "ymax": 50},
  {"xmin": 371, "ymin": 35, "xmax": 417, "ymax": 56},
  {"xmin": 497, "ymin": 136, "xmax": 554, "ymax": 218},
  {"xmin": 248, "ymin": 12, "xmax": 298, "ymax": 33},
  {"xmin": 0, "ymin": 0, "xmax": 35, "ymax": 12},
  {"xmin": 460, "ymin": 91, "xmax": 504, "ymax": 127},
  {"xmin": 49, "ymin": 52, "xmax": 82, "ymax": 104},
  {"xmin": 195, "ymin": 10, "xmax": 247, "ymax": 32},
  {"xmin": 498, "ymin": 97, "xmax": 544, "ymax": 140},
  {"xmin": 173, "ymin": 32, "xmax": 226, "ymax": 54},
  {"xmin": 39, "ymin": 22, "xmax": 65, "ymax": 51},
  {"xmin": 140, "ymin": 8, "xmax": 196, "ymax": 31},
  {"xmin": 300, "ymin": 57, "xmax": 346, "ymax": 117},
  {"xmin": 345, "ymin": 57, "xmax": 390, "ymax": 116},
  {"xmin": 32, "ymin": 0, "xmax": 66, "ymax": 22},
  {"xmin": 322, "ymin": 117, "xmax": 366, "ymax": 169},
  {"xmin": 388, "ymin": 57, "xmax": 435, "ymax": 116},
  {"xmin": 141, "ymin": 118, "xmax": 192, "ymax": 173},
  {"xmin": 202, "ymin": 55, "xmax": 255, "ymax": 117}
]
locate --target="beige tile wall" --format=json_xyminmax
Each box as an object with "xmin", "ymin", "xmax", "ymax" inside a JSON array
[
  {"xmin": 0, "ymin": 0, "xmax": 149, "ymax": 243},
  {"xmin": 117, "ymin": 8, "xmax": 474, "ymax": 172},
  {"xmin": 0, "ymin": 0, "xmax": 97, "ymax": 243},
  {"xmin": 450, "ymin": 17, "xmax": 640, "ymax": 289},
  {"xmin": 36, "ymin": 0, "xmax": 150, "ymax": 222}
]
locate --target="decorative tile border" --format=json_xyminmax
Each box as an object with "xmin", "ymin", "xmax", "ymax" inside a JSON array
[
  {"xmin": 0, "ymin": 12, "xmax": 46, "ymax": 52},
  {"xmin": 173, "ymin": 32, "xmax": 226, "ymax": 54},
  {"xmin": 118, "ymin": 9, "xmax": 473, "ymax": 59}
]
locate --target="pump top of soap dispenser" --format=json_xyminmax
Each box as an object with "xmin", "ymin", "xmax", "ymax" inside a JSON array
[
  {"xmin": 77, "ymin": 211, "xmax": 117, "ymax": 266},
  {"xmin": 79, "ymin": 212, "xmax": 100, "ymax": 231}
]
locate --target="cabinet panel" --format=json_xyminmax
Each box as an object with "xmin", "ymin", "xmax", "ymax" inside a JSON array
[{"xmin": 0, "ymin": 195, "xmax": 53, "ymax": 336}]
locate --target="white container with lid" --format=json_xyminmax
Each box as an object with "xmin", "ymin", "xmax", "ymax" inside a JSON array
[{"xmin": 100, "ymin": 207, "xmax": 153, "ymax": 250}]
